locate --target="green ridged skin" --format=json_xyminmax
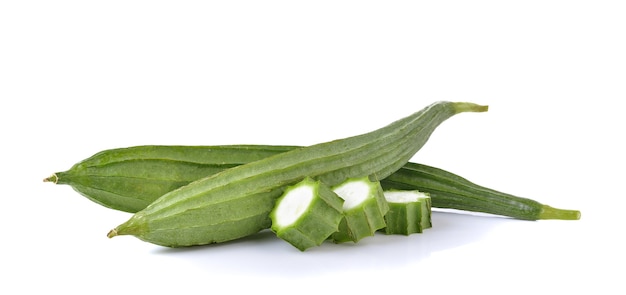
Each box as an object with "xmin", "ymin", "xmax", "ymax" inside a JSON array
[
  {"xmin": 46, "ymin": 147, "xmax": 580, "ymax": 221},
  {"xmin": 384, "ymin": 202, "xmax": 420, "ymax": 235},
  {"xmin": 380, "ymin": 162, "xmax": 581, "ymax": 221},
  {"xmin": 270, "ymin": 178, "xmax": 344, "ymax": 251},
  {"xmin": 107, "ymin": 101, "xmax": 487, "ymax": 247},
  {"xmin": 45, "ymin": 145, "xmax": 297, "ymax": 213},
  {"xmin": 331, "ymin": 177, "xmax": 389, "ymax": 243},
  {"xmin": 382, "ymin": 190, "xmax": 431, "ymax": 235},
  {"xmin": 421, "ymin": 196, "xmax": 433, "ymax": 229},
  {"xmin": 46, "ymin": 104, "xmax": 580, "ymax": 223}
]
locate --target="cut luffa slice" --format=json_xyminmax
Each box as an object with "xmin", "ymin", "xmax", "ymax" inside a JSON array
[
  {"xmin": 270, "ymin": 177, "xmax": 344, "ymax": 251},
  {"xmin": 331, "ymin": 177, "xmax": 389, "ymax": 243},
  {"xmin": 382, "ymin": 190, "xmax": 432, "ymax": 235}
]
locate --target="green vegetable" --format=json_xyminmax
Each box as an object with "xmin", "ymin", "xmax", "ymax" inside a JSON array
[
  {"xmin": 270, "ymin": 177, "xmax": 344, "ymax": 251},
  {"xmin": 44, "ymin": 145, "xmax": 296, "ymax": 213},
  {"xmin": 331, "ymin": 177, "xmax": 388, "ymax": 243},
  {"xmin": 107, "ymin": 101, "xmax": 487, "ymax": 247},
  {"xmin": 380, "ymin": 162, "xmax": 581, "ymax": 220},
  {"xmin": 381, "ymin": 190, "xmax": 432, "ymax": 235},
  {"xmin": 45, "ymin": 148, "xmax": 579, "ymax": 222}
]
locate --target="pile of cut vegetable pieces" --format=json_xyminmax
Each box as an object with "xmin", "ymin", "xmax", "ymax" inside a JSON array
[{"xmin": 44, "ymin": 101, "xmax": 580, "ymax": 251}]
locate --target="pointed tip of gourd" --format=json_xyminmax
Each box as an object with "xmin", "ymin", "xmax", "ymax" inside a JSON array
[
  {"xmin": 108, "ymin": 216, "xmax": 148, "ymax": 239},
  {"xmin": 43, "ymin": 173, "xmax": 58, "ymax": 184},
  {"xmin": 107, "ymin": 229, "xmax": 118, "ymax": 238}
]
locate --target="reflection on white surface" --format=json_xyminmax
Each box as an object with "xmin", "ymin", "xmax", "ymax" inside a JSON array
[{"xmin": 149, "ymin": 211, "xmax": 510, "ymax": 276}]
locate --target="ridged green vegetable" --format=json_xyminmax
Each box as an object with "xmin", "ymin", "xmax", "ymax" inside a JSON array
[
  {"xmin": 44, "ymin": 145, "xmax": 296, "ymax": 213},
  {"xmin": 45, "ymin": 148, "xmax": 580, "ymax": 222},
  {"xmin": 382, "ymin": 190, "xmax": 432, "ymax": 235},
  {"xmin": 331, "ymin": 177, "xmax": 388, "ymax": 243},
  {"xmin": 270, "ymin": 177, "xmax": 344, "ymax": 251},
  {"xmin": 107, "ymin": 101, "xmax": 487, "ymax": 247},
  {"xmin": 380, "ymin": 162, "xmax": 581, "ymax": 221}
]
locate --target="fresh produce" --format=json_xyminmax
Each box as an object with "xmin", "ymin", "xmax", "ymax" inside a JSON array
[
  {"xmin": 44, "ymin": 148, "xmax": 579, "ymax": 221},
  {"xmin": 270, "ymin": 177, "xmax": 344, "ymax": 251},
  {"xmin": 105, "ymin": 101, "xmax": 487, "ymax": 247},
  {"xmin": 43, "ymin": 100, "xmax": 582, "ymax": 251},
  {"xmin": 330, "ymin": 177, "xmax": 388, "ymax": 243},
  {"xmin": 380, "ymin": 162, "xmax": 581, "ymax": 221},
  {"xmin": 381, "ymin": 190, "xmax": 432, "ymax": 235},
  {"xmin": 44, "ymin": 145, "xmax": 296, "ymax": 213}
]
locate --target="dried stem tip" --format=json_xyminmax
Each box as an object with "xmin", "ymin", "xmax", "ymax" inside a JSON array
[
  {"xmin": 107, "ymin": 229, "xmax": 118, "ymax": 238},
  {"xmin": 43, "ymin": 174, "xmax": 58, "ymax": 184}
]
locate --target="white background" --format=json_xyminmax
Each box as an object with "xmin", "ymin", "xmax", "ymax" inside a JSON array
[{"xmin": 1, "ymin": 1, "xmax": 624, "ymax": 294}]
